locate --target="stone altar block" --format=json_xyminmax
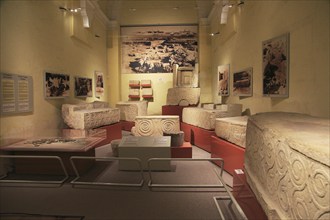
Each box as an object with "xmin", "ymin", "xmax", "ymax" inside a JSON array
[
  {"xmin": 131, "ymin": 115, "xmax": 180, "ymax": 136},
  {"xmin": 166, "ymin": 88, "xmax": 200, "ymax": 106},
  {"xmin": 182, "ymin": 104, "xmax": 242, "ymax": 130},
  {"xmin": 245, "ymin": 112, "xmax": 330, "ymax": 220},
  {"xmin": 215, "ymin": 116, "xmax": 248, "ymax": 148},
  {"xmin": 116, "ymin": 101, "xmax": 148, "ymax": 122},
  {"xmin": 118, "ymin": 136, "xmax": 171, "ymax": 170},
  {"xmin": 62, "ymin": 101, "xmax": 120, "ymax": 130}
]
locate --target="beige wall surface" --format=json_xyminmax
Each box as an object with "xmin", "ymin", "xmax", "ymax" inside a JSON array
[
  {"xmin": 210, "ymin": 0, "xmax": 329, "ymax": 118},
  {"xmin": 0, "ymin": 0, "xmax": 108, "ymax": 144}
]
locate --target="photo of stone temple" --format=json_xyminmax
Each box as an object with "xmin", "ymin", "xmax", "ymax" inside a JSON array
[{"xmin": 0, "ymin": 0, "xmax": 329, "ymax": 220}]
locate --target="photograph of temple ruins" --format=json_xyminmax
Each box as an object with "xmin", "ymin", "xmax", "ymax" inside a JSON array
[{"xmin": 121, "ymin": 25, "xmax": 198, "ymax": 74}]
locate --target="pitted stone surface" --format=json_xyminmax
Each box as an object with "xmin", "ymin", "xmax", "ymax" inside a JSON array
[
  {"xmin": 62, "ymin": 101, "xmax": 120, "ymax": 130},
  {"xmin": 215, "ymin": 116, "xmax": 248, "ymax": 148},
  {"xmin": 166, "ymin": 88, "xmax": 200, "ymax": 106},
  {"xmin": 245, "ymin": 112, "xmax": 330, "ymax": 220},
  {"xmin": 182, "ymin": 104, "xmax": 242, "ymax": 130},
  {"xmin": 116, "ymin": 101, "xmax": 148, "ymax": 122}
]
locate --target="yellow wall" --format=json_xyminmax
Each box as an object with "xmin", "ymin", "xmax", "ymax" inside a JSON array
[
  {"xmin": 0, "ymin": 0, "xmax": 108, "ymax": 144},
  {"xmin": 210, "ymin": 0, "xmax": 329, "ymax": 118}
]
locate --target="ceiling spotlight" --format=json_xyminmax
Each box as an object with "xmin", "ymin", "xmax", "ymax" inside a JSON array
[
  {"xmin": 237, "ymin": 0, "xmax": 245, "ymax": 6},
  {"xmin": 129, "ymin": 8, "xmax": 137, "ymax": 12},
  {"xmin": 173, "ymin": 7, "xmax": 179, "ymax": 10},
  {"xmin": 59, "ymin": 6, "xmax": 81, "ymax": 13},
  {"xmin": 210, "ymin": 32, "xmax": 220, "ymax": 36}
]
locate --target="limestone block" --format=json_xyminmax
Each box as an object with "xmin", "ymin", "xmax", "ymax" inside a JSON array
[
  {"xmin": 245, "ymin": 112, "xmax": 330, "ymax": 220},
  {"xmin": 182, "ymin": 104, "xmax": 242, "ymax": 130},
  {"xmin": 142, "ymin": 88, "xmax": 153, "ymax": 96},
  {"xmin": 166, "ymin": 88, "xmax": 200, "ymax": 106},
  {"xmin": 173, "ymin": 64, "xmax": 199, "ymax": 88},
  {"xmin": 62, "ymin": 101, "xmax": 120, "ymax": 130},
  {"xmin": 129, "ymin": 88, "xmax": 140, "ymax": 96},
  {"xmin": 131, "ymin": 115, "xmax": 180, "ymax": 136},
  {"xmin": 141, "ymin": 80, "xmax": 151, "ymax": 86},
  {"xmin": 129, "ymin": 80, "xmax": 140, "ymax": 86},
  {"xmin": 116, "ymin": 101, "xmax": 148, "ymax": 122},
  {"xmin": 215, "ymin": 116, "xmax": 248, "ymax": 148},
  {"xmin": 164, "ymin": 131, "xmax": 184, "ymax": 147},
  {"xmin": 202, "ymin": 103, "xmax": 215, "ymax": 109}
]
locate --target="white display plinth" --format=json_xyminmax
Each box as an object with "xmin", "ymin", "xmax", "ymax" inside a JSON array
[{"xmin": 118, "ymin": 136, "xmax": 171, "ymax": 171}]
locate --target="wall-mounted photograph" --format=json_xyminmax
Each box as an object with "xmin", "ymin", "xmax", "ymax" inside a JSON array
[
  {"xmin": 233, "ymin": 67, "xmax": 253, "ymax": 96},
  {"xmin": 44, "ymin": 72, "xmax": 70, "ymax": 98},
  {"xmin": 262, "ymin": 33, "xmax": 289, "ymax": 97},
  {"xmin": 95, "ymin": 71, "xmax": 104, "ymax": 98},
  {"xmin": 218, "ymin": 64, "xmax": 230, "ymax": 96},
  {"xmin": 121, "ymin": 25, "xmax": 198, "ymax": 74},
  {"xmin": 74, "ymin": 77, "xmax": 92, "ymax": 97}
]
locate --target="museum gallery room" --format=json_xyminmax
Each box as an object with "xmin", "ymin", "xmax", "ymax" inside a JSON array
[{"xmin": 0, "ymin": 0, "xmax": 329, "ymax": 219}]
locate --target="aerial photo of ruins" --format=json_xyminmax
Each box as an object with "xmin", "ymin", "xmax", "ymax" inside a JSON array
[{"xmin": 121, "ymin": 25, "xmax": 198, "ymax": 74}]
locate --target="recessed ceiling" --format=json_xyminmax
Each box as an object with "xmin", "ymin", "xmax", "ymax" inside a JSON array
[{"xmin": 97, "ymin": 0, "xmax": 216, "ymax": 26}]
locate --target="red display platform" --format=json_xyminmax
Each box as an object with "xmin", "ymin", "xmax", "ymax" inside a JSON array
[
  {"xmin": 210, "ymin": 136, "xmax": 245, "ymax": 175},
  {"xmin": 171, "ymin": 142, "xmax": 192, "ymax": 158},
  {"xmin": 99, "ymin": 122, "xmax": 122, "ymax": 145},
  {"xmin": 120, "ymin": 120, "xmax": 135, "ymax": 132},
  {"xmin": 162, "ymin": 105, "xmax": 186, "ymax": 122},
  {"xmin": 232, "ymin": 169, "xmax": 268, "ymax": 220},
  {"xmin": 180, "ymin": 122, "xmax": 215, "ymax": 152}
]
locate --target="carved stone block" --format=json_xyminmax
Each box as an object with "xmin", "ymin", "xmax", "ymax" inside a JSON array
[
  {"xmin": 182, "ymin": 104, "xmax": 242, "ymax": 130},
  {"xmin": 116, "ymin": 101, "xmax": 148, "ymax": 122},
  {"xmin": 245, "ymin": 112, "xmax": 330, "ymax": 220},
  {"xmin": 62, "ymin": 101, "xmax": 120, "ymax": 130},
  {"xmin": 215, "ymin": 116, "xmax": 248, "ymax": 148},
  {"xmin": 142, "ymin": 88, "xmax": 153, "ymax": 96},
  {"xmin": 173, "ymin": 64, "xmax": 199, "ymax": 88},
  {"xmin": 129, "ymin": 88, "xmax": 140, "ymax": 96},
  {"xmin": 131, "ymin": 115, "xmax": 180, "ymax": 136},
  {"xmin": 166, "ymin": 88, "xmax": 200, "ymax": 106}
]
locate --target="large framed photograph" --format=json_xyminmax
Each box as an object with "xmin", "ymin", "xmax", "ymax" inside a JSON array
[
  {"xmin": 121, "ymin": 25, "xmax": 198, "ymax": 74},
  {"xmin": 94, "ymin": 71, "xmax": 104, "ymax": 98},
  {"xmin": 233, "ymin": 67, "xmax": 253, "ymax": 96},
  {"xmin": 44, "ymin": 72, "xmax": 70, "ymax": 98},
  {"xmin": 262, "ymin": 33, "xmax": 289, "ymax": 97},
  {"xmin": 218, "ymin": 64, "xmax": 230, "ymax": 96},
  {"xmin": 74, "ymin": 77, "xmax": 92, "ymax": 97}
]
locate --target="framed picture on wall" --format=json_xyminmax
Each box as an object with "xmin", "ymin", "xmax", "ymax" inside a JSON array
[
  {"xmin": 121, "ymin": 25, "xmax": 198, "ymax": 74},
  {"xmin": 218, "ymin": 64, "xmax": 230, "ymax": 96},
  {"xmin": 74, "ymin": 77, "xmax": 92, "ymax": 97},
  {"xmin": 262, "ymin": 33, "xmax": 289, "ymax": 97},
  {"xmin": 94, "ymin": 71, "xmax": 104, "ymax": 98},
  {"xmin": 233, "ymin": 67, "xmax": 253, "ymax": 97},
  {"xmin": 44, "ymin": 72, "xmax": 70, "ymax": 98}
]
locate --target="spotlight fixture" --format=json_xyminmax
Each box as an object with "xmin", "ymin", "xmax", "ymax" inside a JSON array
[
  {"xmin": 59, "ymin": 6, "xmax": 81, "ymax": 13},
  {"xmin": 210, "ymin": 32, "xmax": 220, "ymax": 36},
  {"xmin": 237, "ymin": 0, "xmax": 245, "ymax": 6}
]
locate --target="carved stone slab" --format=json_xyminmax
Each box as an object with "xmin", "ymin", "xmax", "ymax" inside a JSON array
[
  {"xmin": 166, "ymin": 88, "xmax": 200, "ymax": 106},
  {"xmin": 131, "ymin": 115, "xmax": 180, "ymax": 136},
  {"xmin": 116, "ymin": 101, "xmax": 148, "ymax": 122},
  {"xmin": 62, "ymin": 101, "xmax": 120, "ymax": 130},
  {"xmin": 182, "ymin": 104, "xmax": 242, "ymax": 130},
  {"xmin": 245, "ymin": 112, "xmax": 330, "ymax": 220},
  {"xmin": 215, "ymin": 116, "xmax": 248, "ymax": 148}
]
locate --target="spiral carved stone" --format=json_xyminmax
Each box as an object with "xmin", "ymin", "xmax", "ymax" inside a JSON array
[
  {"xmin": 244, "ymin": 112, "xmax": 330, "ymax": 220},
  {"xmin": 131, "ymin": 115, "xmax": 180, "ymax": 137}
]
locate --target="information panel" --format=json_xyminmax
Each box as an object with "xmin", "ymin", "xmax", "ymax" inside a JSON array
[{"xmin": 0, "ymin": 73, "xmax": 33, "ymax": 114}]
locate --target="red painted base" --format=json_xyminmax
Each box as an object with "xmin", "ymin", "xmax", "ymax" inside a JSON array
[
  {"xmin": 99, "ymin": 122, "xmax": 122, "ymax": 145},
  {"xmin": 180, "ymin": 122, "xmax": 215, "ymax": 152},
  {"xmin": 210, "ymin": 136, "xmax": 245, "ymax": 175},
  {"xmin": 232, "ymin": 170, "xmax": 268, "ymax": 220},
  {"xmin": 162, "ymin": 105, "xmax": 186, "ymax": 122},
  {"xmin": 120, "ymin": 120, "xmax": 135, "ymax": 131},
  {"xmin": 171, "ymin": 142, "xmax": 192, "ymax": 158}
]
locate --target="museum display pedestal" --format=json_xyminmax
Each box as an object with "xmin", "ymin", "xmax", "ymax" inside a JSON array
[
  {"xmin": 0, "ymin": 137, "xmax": 105, "ymax": 175},
  {"xmin": 170, "ymin": 142, "xmax": 192, "ymax": 158},
  {"xmin": 180, "ymin": 122, "xmax": 215, "ymax": 152},
  {"xmin": 232, "ymin": 169, "xmax": 267, "ymax": 220},
  {"xmin": 210, "ymin": 135, "xmax": 245, "ymax": 175},
  {"xmin": 120, "ymin": 120, "xmax": 135, "ymax": 131},
  {"xmin": 118, "ymin": 136, "xmax": 171, "ymax": 171}
]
